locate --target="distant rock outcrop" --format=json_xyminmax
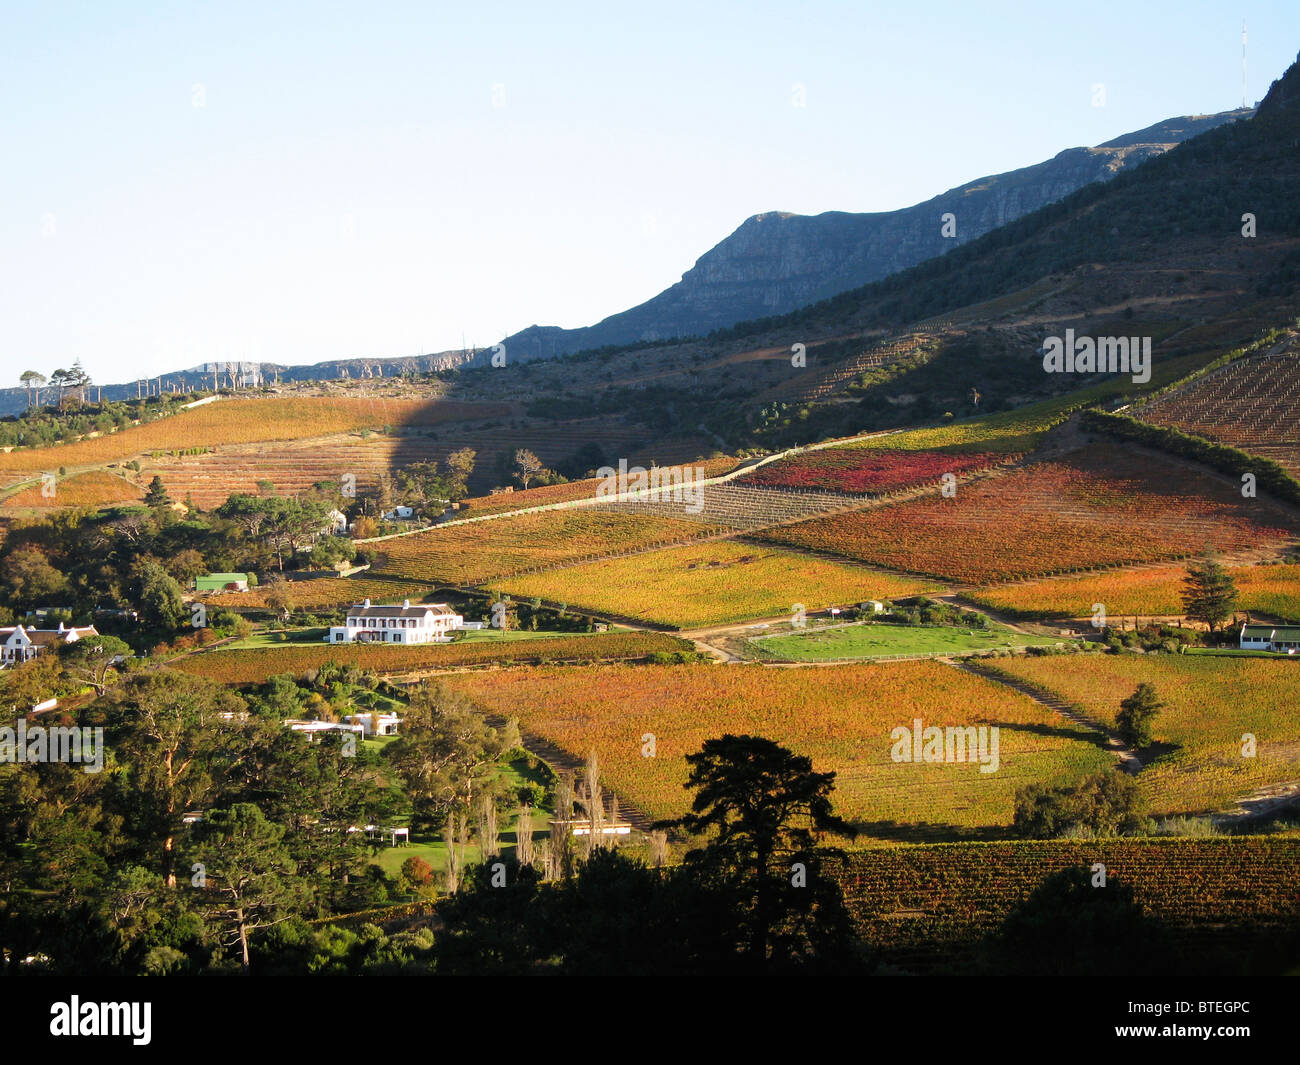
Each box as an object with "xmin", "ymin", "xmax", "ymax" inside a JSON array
[{"xmin": 500, "ymin": 109, "xmax": 1252, "ymax": 361}]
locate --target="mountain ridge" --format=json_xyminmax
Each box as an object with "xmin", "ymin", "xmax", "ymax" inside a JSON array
[{"xmin": 498, "ymin": 108, "xmax": 1254, "ymax": 360}]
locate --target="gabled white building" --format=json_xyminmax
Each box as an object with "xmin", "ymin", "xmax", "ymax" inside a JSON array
[
  {"xmin": 0, "ymin": 623, "xmax": 98, "ymax": 667},
  {"xmin": 324, "ymin": 509, "xmax": 349, "ymax": 535},
  {"xmin": 327, "ymin": 599, "xmax": 464, "ymax": 645}
]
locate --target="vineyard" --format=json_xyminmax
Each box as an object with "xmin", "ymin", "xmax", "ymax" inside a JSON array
[
  {"xmin": 457, "ymin": 477, "xmax": 607, "ymax": 517},
  {"xmin": 1, "ymin": 469, "xmax": 142, "ymax": 509},
  {"xmin": 442, "ymin": 661, "xmax": 1114, "ymax": 834},
  {"xmin": 594, "ymin": 482, "xmax": 861, "ymax": 530},
  {"xmin": 142, "ymin": 417, "xmax": 682, "ymax": 508},
  {"xmin": 840, "ymin": 352, "xmax": 1216, "ymax": 456},
  {"xmin": 0, "ymin": 396, "xmax": 511, "ymax": 476},
  {"xmin": 457, "ymin": 456, "xmax": 741, "ymax": 518},
  {"xmin": 738, "ymin": 448, "xmax": 1002, "ymax": 495},
  {"xmin": 209, "ymin": 576, "xmax": 441, "ymax": 610},
  {"xmin": 991, "ymin": 654, "xmax": 1300, "ymax": 815},
  {"xmin": 753, "ymin": 443, "xmax": 1297, "ymax": 583},
  {"xmin": 370, "ymin": 509, "xmax": 728, "ymax": 586},
  {"xmin": 826, "ymin": 839, "xmax": 1300, "ymax": 973},
  {"xmin": 968, "ymin": 562, "xmax": 1300, "ymax": 620},
  {"xmin": 497, "ymin": 541, "xmax": 937, "ymax": 628},
  {"xmin": 1135, "ymin": 353, "xmax": 1300, "ymax": 473},
  {"xmin": 172, "ymin": 631, "xmax": 691, "ymax": 683}
]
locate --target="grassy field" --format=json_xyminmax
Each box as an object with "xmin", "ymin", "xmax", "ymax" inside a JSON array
[
  {"xmin": 370, "ymin": 509, "xmax": 727, "ymax": 586},
  {"xmin": 749, "ymin": 621, "xmax": 1064, "ymax": 660},
  {"xmin": 754, "ymin": 443, "xmax": 1296, "ymax": 583},
  {"xmin": 991, "ymin": 654, "xmax": 1300, "ymax": 816},
  {"xmin": 371, "ymin": 757, "xmax": 553, "ymax": 878},
  {"xmin": 968, "ymin": 563, "xmax": 1300, "ymax": 621},
  {"xmin": 0, "ymin": 396, "xmax": 509, "ymax": 473},
  {"xmin": 441, "ymin": 661, "xmax": 1115, "ymax": 838},
  {"xmin": 224, "ymin": 627, "xmax": 329, "ymax": 649},
  {"xmin": 497, "ymin": 540, "xmax": 938, "ymax": 628}
]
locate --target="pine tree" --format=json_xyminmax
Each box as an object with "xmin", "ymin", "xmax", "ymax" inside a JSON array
[
  {"xmin": 143, "ymin": 475, "xmax": 170, "ymax": 508},
  {"xmin": 1181, "ymin": 552, "xmax": 1238, "ymax": 633}
]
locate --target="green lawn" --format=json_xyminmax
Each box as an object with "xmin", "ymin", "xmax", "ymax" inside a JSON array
[
  {"xmin": 225, "ymin": 627, "xmax": 328, "ymax": 649},
  {"xmin": 371, "ymin": 755, "xmax": 554, "ymax": 878},
  {"xmin": 750, "ymin": 621, "xmax": 1065, "ymax": 660}
]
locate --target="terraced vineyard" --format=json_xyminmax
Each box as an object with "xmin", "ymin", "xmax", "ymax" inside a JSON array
[
  {"xmin": 753, "ymin": 443, "xmax": 1297, "ymax": 583},
  {"xmin": 1136, "ymin": 353, "xmax": 1300, "ymax": 473},
  {"xmin": 0, "ymin": 396, "xmax": 510, "ymax": 478},
  {"xmin": 756, "ymin": 333, "xmax": 933, "ymax": 405},
  {"xmin": 969, "ymin": 562, "xmax": 1300, "ymax": 621},
  {"xmin": 144, "ymin": 434, "xmax": 447, "ymax": 508},
  {"xmin": 498, "ymin": 541, "xmax": 937, "ymax": 628},
  {"xmin": 370, "ymin": 509, "xmax": 728, "ymax": 586},
  {"xmin": 991, "ymin": 654, "xmax": 1300, "ymax": 815},
  {"xmin": 442, "ymin": 661, "xmax": 1114, "ymax": 834},
  {"xmin": 173, "ymin": 630, "xmax": 691, "ymax": 683},
  {"xmin": 142, "ymin": 419, "xmax": 677, "ymax": 508}
]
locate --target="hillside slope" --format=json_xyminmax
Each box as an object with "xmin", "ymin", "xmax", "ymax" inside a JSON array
[{"xmin": 499, "ymin": 109, "xmax": 1251, "ymax": 359}]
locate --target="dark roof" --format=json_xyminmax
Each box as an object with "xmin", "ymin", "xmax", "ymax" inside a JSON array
[
  {"xmin": 1, "ymin": 625, "xmax": 98, "ymax": 646},
  {"xmin": 1242, "ymin": 624, "xmax": 1300, "ymax": 640},
  {"xmin": 345, "ymin": 603, "xmax": 457, "ymax": 618}
]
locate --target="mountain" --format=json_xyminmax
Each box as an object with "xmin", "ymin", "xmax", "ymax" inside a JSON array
[{"xmin": 500, "ymin": 108, "xmax": 1253, "ymax": 360}]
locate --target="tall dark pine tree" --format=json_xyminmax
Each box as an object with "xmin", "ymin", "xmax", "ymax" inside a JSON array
[
  {"xmin": 1181, "ymin": 552, "xmax": 1238, "ymax": 633},
  {"xmin": 655, "ymin": 734, "xmax": 853, "ymax": 969},
  {"xmin": 143, "ymin": 476, "xmax": 170, "ymax": 508}
]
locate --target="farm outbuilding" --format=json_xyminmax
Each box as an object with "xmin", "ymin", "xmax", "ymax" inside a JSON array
[{"xmin": 195, "ymin": 572, "xmax": 253, "ymax": 593}]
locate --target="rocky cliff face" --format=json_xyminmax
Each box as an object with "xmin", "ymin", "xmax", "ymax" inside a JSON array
[{"xmin": 501, "ymin": 108, "xmax": 1252, "ymax": 361}]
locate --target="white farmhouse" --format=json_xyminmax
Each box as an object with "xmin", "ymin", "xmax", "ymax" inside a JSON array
[
  {"xmin": 328, "ymin": 599, "xmax": 464, "ymax": 645},
  {"xmin": 324, "ymin": 509, "xmax": 349, "ymax": 535},
  {"xmin": 344, "ymin": 711, "xmax": 403, "ymax": 737},
  {"xmin": 1239, "ymin": 623, "xmax": 1300, "ymax": 653},
  {"xmin": 0, "ymin": 623, "xmax": 99, "ymax": 667},
  {"xmin": 285, "ymin": 719, "xmax": 366, "ymax": 743}
]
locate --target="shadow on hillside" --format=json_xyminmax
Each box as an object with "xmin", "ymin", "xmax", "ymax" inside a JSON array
[
  {"xmin": 847, "ymin": 819, "xmax": 1013, "ymax": 844},
  {"xmin": 1132, "ymin": 739, "xmax": 1180, "ymax": 767},
  {"xmin": 994, "ymin": 719, "xmax": 1111, "ymax": 749}
]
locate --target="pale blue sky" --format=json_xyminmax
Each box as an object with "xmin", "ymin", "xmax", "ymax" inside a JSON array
[{"xmin": 2, "ymin": 1, "xmax": 1296, "ymax": 385}]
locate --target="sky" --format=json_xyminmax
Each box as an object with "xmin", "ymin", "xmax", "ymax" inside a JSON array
[{"xmin": 2, "ymin": 1, "xmax": 1297, "ymax": 386}]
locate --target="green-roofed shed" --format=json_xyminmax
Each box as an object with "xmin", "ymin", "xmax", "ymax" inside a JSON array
[{"xmin": 195, "ymin": 572, "xmax": 252, "ymax": 593}]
